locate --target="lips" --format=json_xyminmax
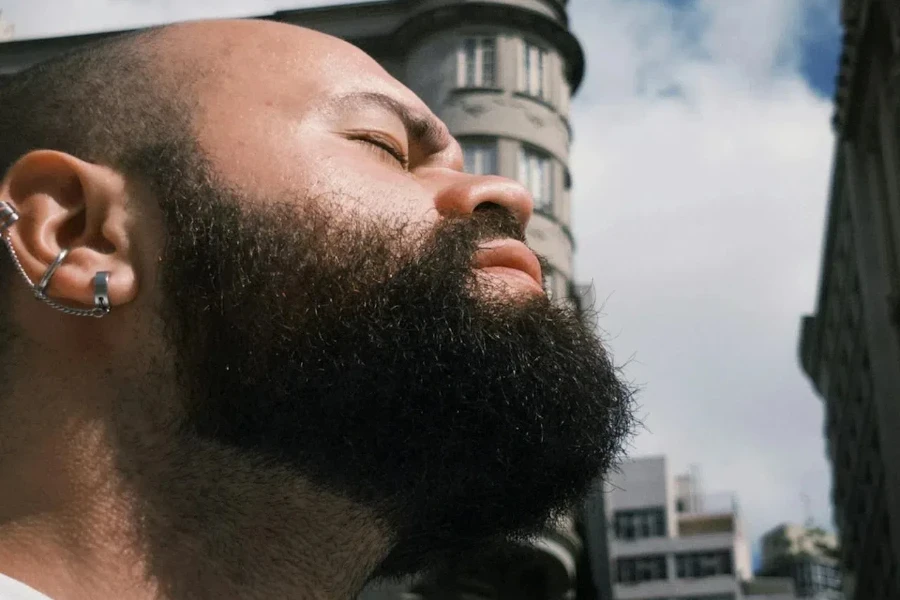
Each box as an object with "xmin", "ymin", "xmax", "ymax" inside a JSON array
[{"xmin": 474, "ymin": 239, "xmax": 544, "ymax": 289}]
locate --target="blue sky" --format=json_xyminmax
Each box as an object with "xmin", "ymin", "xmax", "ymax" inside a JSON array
[
  {"xmin": 798, "ymin": 0, "xmax": 841, "ymax": 98},
  {"xmin": 568, "ymin": 0, "xmax": 839, "ymax": 554},
  {"xmin": 657, "ymin": 0, "xmax": 842, "ymax": 98}
]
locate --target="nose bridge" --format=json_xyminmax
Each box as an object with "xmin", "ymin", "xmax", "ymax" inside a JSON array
[{"xmin": 432, "ymin": 173, "xmax": 534, "ymax": 227}]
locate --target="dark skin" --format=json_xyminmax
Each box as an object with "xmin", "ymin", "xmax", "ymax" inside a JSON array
[{"xmin": 0, "ymin": 20, "xmax": 539, "ymax": 600}]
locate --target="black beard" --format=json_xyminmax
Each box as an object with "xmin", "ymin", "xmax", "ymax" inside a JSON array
[{"xmin": 140, "ymin": 143, "xmax": 635, "ymax": 579}]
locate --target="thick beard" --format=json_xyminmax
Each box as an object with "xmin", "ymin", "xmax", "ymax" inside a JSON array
[{"xmin": 143, "ymin": 145, "xmax": 636, "ymax": 578}]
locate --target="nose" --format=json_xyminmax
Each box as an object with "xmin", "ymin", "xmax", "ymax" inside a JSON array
[{"xmin": 432, "ymin": 174, "xmax": 534, "ymax": 229}]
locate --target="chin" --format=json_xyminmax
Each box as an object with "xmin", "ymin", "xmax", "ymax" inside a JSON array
[{"xmin": 473, "ymin": 270, "xmax": 547, "ymax": 302}]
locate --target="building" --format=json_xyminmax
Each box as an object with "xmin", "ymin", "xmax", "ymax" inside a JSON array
[
  {"xmin": 797, "ymin": 1, "xmax": 900, "ymax": 599},
  {"xmin": 605, "ymin": 456, "xmax": 752, "ymax": 600},
  {"xmin": 0, "ymin": 1, "xmax": 604, "ymax": 598},
  {"xmin": 757, "ymin": 524, "xmax": 842, "ymax": 599},
  {"xmin": 741, "ymin": 578, "xmax": 800, "ymax": 600}
]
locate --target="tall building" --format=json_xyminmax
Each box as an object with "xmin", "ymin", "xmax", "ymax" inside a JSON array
[
  {"xmin": 605, "ymin": 456, "xmax": 752, "ymax": 600},
  {"xmin": 0, "ymin": 1, "xmax": 604, "ymax": 599},
  {"xmin": 757, "ymin": 524, "xmax": 842, "ymax": 600},
  {"xmin": 797, "ymin": 1, "xmax": 900, "ymax": 599}
]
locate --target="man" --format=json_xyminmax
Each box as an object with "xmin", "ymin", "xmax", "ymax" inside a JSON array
[{"xmin": 0, "ymin": 19, "xmax": 634, "ymax": 600}]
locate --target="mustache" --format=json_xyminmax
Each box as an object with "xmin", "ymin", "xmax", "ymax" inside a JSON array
[
  {"xmin": 424, "ymin": 204, "xmax": 553, "ymax": 279},
  {"xmin": 435, "ymin": 205, "xmax": 527, "ymax": 247}
]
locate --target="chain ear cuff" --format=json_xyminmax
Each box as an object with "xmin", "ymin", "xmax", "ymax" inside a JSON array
[
  {"xmin": 0, "ymin": 201, "xmax": 112, "ymax": 318},
  {"xmin": 0, "ymin": 201, "xmax": 18, "ymax": 230}
]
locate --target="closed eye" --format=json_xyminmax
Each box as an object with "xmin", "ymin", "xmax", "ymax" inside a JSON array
[{"xmin": 351, "ymin": 135, "xmax": 409, "ymax": 170}]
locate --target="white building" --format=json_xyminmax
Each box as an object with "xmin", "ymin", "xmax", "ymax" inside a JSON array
[{"xmin": 605, "ymin": 456, "xmax": 752, "ymax": 600}]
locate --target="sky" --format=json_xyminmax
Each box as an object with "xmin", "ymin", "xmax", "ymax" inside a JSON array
[
  {"xmin": 567, "ymin": 0, "xmax": 839, "ymax": 555},
  {"xmin": 1, "ymin": 0, "xmax": 842, "ymax": 562}
]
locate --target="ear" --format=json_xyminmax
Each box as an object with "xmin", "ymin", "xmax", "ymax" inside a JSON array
[{"xmin": 0, "ymin": 150, "xmax": 138, "ymax": 311}]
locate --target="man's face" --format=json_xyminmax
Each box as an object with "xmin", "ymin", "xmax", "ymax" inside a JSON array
[{"xmin": 132, "ymin": 22, "xmax": 633, "ymax": 576}]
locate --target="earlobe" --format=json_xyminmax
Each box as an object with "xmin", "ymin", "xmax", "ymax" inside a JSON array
[{"xmin": 0, "ymin": 150, "xmax": 139, "ymax": 316}]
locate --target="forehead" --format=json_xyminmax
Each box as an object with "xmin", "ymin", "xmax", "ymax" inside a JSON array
[{"xmin": 170, "ymin": 20, "xmax": 433, "ymax": 124}]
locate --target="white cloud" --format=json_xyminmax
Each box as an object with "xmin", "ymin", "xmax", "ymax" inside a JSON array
[{"xmin": 569, "ymin": 0, "xmax": 836, "ymax": 547}]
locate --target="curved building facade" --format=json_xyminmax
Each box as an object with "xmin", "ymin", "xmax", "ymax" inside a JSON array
[{"xmin": 0, "ymin": 2, "xmax": 602, "ymax": 599}]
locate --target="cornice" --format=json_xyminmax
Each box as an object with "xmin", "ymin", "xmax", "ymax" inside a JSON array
[{"xmin": 392, "ymin": 2, "xmax": 585, "ymax": 93}]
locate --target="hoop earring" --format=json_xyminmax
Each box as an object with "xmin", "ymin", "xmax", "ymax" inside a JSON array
[
  {"xmin": 0, "ymin": 201, "xmax": 112, "ymax": 318},
  {"xmin": 0, "ymin": 201, "xmax": 18, "ymax": 231}
]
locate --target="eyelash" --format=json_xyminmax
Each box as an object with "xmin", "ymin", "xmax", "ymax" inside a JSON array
[{"xmin": 354, "ymin": 136, "xmax": 409, "ymax": 169}]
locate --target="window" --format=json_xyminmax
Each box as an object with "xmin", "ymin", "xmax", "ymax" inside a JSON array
[
  {"xmin": 518, "ymin": 146, "xmax": 553, "ymax": 211},
  {"xmin": 616, "ymin": 555, "xmax": 667, "ymax": 584},
  {"xmin": 800, "ymin": 559, "xmax": 842, "ymax": 594},
  {"xmin": 613, "ymin": 508, "xmax": 667, "ymax": 540},
  {"xmin": 519, "ymin": 41, "xmax": 548, "ymax": 99},
  {"xmin": 457, "ymin": 37, "xmax": 496, "ymax": 88},
  {"xmin": 460, "ymin": 139, "xmax": 498, "ymax": 175},
  {"xmin": 675, "ymin": 550, "xmax": 733, "ymax": 579}
]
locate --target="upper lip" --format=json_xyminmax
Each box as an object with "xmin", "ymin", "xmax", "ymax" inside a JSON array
[{"xmin": 474, "ymin": 239, "xmax": 543, "ymax": 287}]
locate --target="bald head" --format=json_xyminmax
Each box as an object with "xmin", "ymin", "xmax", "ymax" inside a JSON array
[
  {"xmin": 0, "ymin": 27, "xmax": 176, "ymax": 178},
  {"xmin": 0, "ymin": 18, "xmax": 425, "ymax": 184}
]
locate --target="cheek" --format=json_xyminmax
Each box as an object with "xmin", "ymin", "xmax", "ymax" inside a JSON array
[
  {"xmin": 200, "ymin": 112, "xmax": 438, "ymax": 230},
  {"xmin": 307, "ymin": 156, "xmax": 439, "ymax": 230},
  {"xmin": 198, "ymin": 106, "xmax": 309, "ymax": 196}
]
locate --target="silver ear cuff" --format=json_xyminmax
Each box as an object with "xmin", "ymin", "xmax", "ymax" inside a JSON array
[{"xmin": 0, "ymin": 201, "xmax": 111, "ymax": 318}]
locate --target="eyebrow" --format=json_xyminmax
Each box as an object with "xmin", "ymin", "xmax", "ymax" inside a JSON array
[{"xmin": 323, "ymin": 91, "xmax": 451, "ymax": 151}]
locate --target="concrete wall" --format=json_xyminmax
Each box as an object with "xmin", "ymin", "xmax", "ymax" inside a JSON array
[
  {"xmin": 615, "ymin": 574, "xmax": 739, "ymax": 600},
  {"xmin": 612, "ymin": 531, "xmax": 735, "ymax": 557},
  {"xmin": 606, "ymin": 456, "xmax": 669, "ymax": 514}
]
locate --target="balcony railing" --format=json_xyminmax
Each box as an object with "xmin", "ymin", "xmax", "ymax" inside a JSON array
[{"xmin": 676, "ymin": 492, "xmax": 739, "ymax": 517}]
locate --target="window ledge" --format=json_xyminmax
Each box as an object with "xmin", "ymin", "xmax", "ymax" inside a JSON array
[
  {"xmin": 513, "ymin": 90, "xmax": 557, "ymax": 111},
  {"xmin": 449, "ymin": 86, "xmax": 504, "ymax": 95}
]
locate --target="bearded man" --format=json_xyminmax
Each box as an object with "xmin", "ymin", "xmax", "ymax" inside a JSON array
[{"xmin": 0, "ymin": 19, "xmax": 634, "ymax": 600}]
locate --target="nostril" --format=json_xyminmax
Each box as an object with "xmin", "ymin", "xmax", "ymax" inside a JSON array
[
  {"xmin": 473, "ymin": 202, "xmax": 506, "ymax": 214},
  {"xmin": 468, "ymin": 203, "xmax": 527, "ymax": 243}
]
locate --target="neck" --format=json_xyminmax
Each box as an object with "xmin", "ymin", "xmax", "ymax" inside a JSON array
[{"xmin": 0, "ymin": 379, "xmax": 390, "ymax": 600}]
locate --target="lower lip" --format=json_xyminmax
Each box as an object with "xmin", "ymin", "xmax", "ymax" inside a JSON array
[{"xmin": 477, "ymin": 266, "xmax": 545, "ymax": 294}]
